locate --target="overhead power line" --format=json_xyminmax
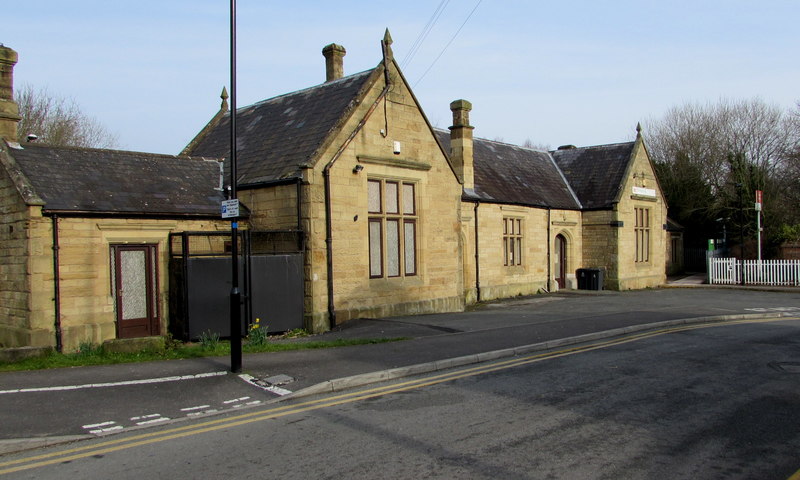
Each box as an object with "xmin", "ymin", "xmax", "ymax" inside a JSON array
[
  {"xmin": 401, "ymin": 0, "xmax": 450, "ymax": 69},
  {"xmin": 414, "ymin": 0, "xmax": 483, "ymax": 88}
]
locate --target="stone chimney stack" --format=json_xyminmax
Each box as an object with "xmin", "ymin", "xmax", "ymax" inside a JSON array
[
  {"xmin": 0, "ymin": 45, "xmax": 20, "ymax": 142},
  {"xmin": 449, "ymin": 99, "xmax": 474, "ymax": 190},
  {"xmin": 322, "ymin": 43, "xmax": 346, "ymax": 82}
]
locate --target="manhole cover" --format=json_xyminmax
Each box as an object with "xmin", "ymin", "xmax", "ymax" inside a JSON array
[{"xmin": 768, "ymin": 362, "xmax": 800, "ymax": 373}]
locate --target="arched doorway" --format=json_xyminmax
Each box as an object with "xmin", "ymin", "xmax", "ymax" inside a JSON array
[{"xmin": 554, "ymin": 234, "xmax": 567, "ymax": 289}]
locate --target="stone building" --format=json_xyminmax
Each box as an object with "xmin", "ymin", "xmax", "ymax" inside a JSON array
[
  {"xmin": 184, "ymin": 33, "xmax": 465, "ymax": 332},
  {"xmin": 0, "ymin": 45, "xmax": 230, "ymax": 351},
  {"xmin": 0, "ymin": 32, "xmax": 667, "ymax": 350}
]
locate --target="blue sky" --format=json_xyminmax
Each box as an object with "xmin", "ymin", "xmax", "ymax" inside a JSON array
[{"xmin": 4, "ymin": 1, "xmax": 798, "ymax": 154}]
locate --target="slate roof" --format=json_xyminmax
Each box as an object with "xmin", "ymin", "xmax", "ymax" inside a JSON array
[
  {"xmin": 435, "ymin": 130, "xmax": 581, "ymax": 209},
  {"xmin": 186, "ymin": 69, "xmax": 375, "ymax": 186},
  {"xmin": 552, "ymin": 142, "xmax": 635, "ymax": 209},
  {"xmin": 4, "ymin": 143, "xmax": 226, "ymax": 216}
]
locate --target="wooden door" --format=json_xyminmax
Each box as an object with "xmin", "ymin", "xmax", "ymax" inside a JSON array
[
  {"xmin": 112, "ymin": 245, "xmax": 159, "ymax": 338},
  {"xmin": 555, "ymin": 235, "xmax": 567, "ymax": 289}
]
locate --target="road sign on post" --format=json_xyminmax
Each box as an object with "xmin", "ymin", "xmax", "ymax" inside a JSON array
[
  {"xmin": 755, "ymin": 190, "xmax": 762, "ymax": 261},
  {"xmin": 221, "ymin": 199, "xmax": 239, "ymax": 219}
]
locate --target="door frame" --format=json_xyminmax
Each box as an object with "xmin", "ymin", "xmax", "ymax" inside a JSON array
[{"xmin": 111, "ymin": 244, "xmax": 160, "ymax": 338}]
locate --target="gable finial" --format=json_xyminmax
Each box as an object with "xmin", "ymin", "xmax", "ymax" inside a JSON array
[
  {"xmin": 382, "ymin": 28, "xmax": 394, "ymax": 62},
  {"xmin": 220, "ymin": 86, "xmax": 229, "ymax": 112},
  {"xmin": 636, "ymin": 122, "xmax": 642, "ymax": 137}
]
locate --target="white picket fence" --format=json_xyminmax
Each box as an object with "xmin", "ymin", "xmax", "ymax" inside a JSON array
[{"xmin": 709, "ymin": 257, "xmax": 800, "ymax": 286}]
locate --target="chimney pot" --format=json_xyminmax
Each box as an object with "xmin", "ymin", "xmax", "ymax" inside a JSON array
[
  {"xmin": 449, "ymin": 99, "xmax": 473, "ymax": 127},
  {"xmin": 322, "ymin": 43, "xmax": 346, "ymax": 82}
]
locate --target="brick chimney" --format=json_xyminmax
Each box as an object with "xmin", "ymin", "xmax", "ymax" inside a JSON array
[
  {"xmin": 0, "ymin": 45, "xmax": 20, "ymax": 142},
  {"xmin": 322, "ymin": 43, "xmax": 346, "ymax": 82},
  {"xmin": 449, "ymin": 99, "xmax": 474, "ymax": 190}
]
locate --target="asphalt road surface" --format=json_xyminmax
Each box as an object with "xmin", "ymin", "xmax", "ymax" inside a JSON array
[{"xmin": 2, "ymin": 317, "xmax": 799, "ymax": 479}]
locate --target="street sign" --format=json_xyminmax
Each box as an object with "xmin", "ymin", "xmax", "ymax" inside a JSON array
[
  {"xmin": 221, "ymin": 199, "xmax": 240, "ymax": 219},
  {"xmin": 632, "ymin": 186, "xmax": 656, "ymax": 198}
]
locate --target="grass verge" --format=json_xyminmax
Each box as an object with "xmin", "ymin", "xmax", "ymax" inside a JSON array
[{"xmin": 0, "ymin": 337, "xmax": 409, "ymax": 373}]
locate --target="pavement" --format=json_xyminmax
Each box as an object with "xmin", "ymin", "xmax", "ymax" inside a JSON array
[{"xmin": 1, "ymin": 281, "xmax": 799, "ymax": 454}]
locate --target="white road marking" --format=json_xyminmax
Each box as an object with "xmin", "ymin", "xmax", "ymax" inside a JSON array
[
  {"xmin": 82, "ymin": 421, "xmax": 123, "ymax": 435},
  {"xmin": 135, "ymin": 417, "xmax": 170, "ymax": 426},
  {"xmin": 745, "ymin": 307, "xmax": 800, "ymax": 313},
  {"xmin": 130, "ymin": 414, "xmax": 162, "ymax": 421},
  {"xmin": 180, "ymin": 405, "xmax": 211, "ymax": 412},
  {"xmin": 222, "ymin": 396, "xmax": 250, "ymax": 404},
  {"xmin": 186, "ymin": 409, "xmax": 218, "ymax": 417},
  {"xmin": 0, "ymin": 371, "xmax": 228, "ymax": 395},
  {"xmin": 82, "ymin": 421, "xmax": 116, "ymax": 429},
  {"xmin": 89, "ymin": 425, "xmax": 124, "ymax": 435},
  {"xmin": 263, "ymin": 385, "xmax": 293, "ymax": 396},
  {"xmin": 238, "ymin": 373, "xmax": 293, "ymax": 396}
]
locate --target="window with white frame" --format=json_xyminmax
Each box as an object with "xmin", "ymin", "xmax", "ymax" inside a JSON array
[
  {"xmin": 368, "ymin": 179, "xmax": 417, "ymax": 278},
  {"xmin": 635, "ymin": 207, "xmax": 650, "ymax": 263},
  {"xmin": 503, "ymin": 217, "xmax": 523, "ymax": 266}
]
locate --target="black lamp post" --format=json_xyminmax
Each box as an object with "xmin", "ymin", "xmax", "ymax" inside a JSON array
[{"xmin": 229, "ymin": 0, "xmax": 242, "ymax": 373}]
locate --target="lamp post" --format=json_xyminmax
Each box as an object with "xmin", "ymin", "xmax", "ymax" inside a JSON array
[{"xmin": 229, "ymin": 0, "xmax": 242, "ymax": 373}]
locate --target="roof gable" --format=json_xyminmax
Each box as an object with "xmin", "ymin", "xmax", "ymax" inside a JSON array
[
  {"xmin": 552, "ymin": 142, "xmax": 635, "ymax": 209},
  {"xmin": 185, "ymin": 70, "xmax": 375, "ymax": 186},
  {"xmin": 5, "ymin": 143, "xmax": 225, "ymax": 216},
  {"xmin": 436, "ymin": 130, "xmax": 580, "ymax": 209}
]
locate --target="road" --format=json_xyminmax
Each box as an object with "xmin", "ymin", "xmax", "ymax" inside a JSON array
[
  {"xmin": 2, "ymin": 317, "xmax": 799, "ymax": 479},
  {"xmin": 3, "ymin": 288, "xmax": 798, "ymax": 443}
]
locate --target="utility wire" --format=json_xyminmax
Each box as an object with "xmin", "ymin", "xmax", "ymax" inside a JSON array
[
  {"xmin": 414, "ymin": 0, "xmax": 483, "ymax": 88},
  {"xmin": 401, "ymin": 0, "xmax": 450, "ymax": 69}
]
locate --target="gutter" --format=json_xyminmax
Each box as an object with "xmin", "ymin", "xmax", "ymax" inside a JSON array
[
  {"xmin": 40, "ymin": 210, "xmax": 240, "ymax": 220},
  {"xmin": 237, "ymin": 176, "xmax": 302, "ymax": 190},
  {"xmin": 546, "ymin": 207, "xmax": 552, "ymax": 292},
  {"xmin": 51, "ymin": 215, "xmax": 63, "ymax": 353},
  {"xmin": 474, "ymin": 202, "xmax": 481, "ymax": 302}
]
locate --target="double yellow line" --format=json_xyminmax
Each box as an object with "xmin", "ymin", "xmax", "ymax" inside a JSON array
[{"xmin": 0, "ymin": 316, "xmax": 794, "ymax": 475}]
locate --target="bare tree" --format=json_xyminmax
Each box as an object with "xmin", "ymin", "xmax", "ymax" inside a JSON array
[
  {"xmin": 522, "ymin": 138, "xmax": 551, "ymax": 151},
  {"xmin": 645, "ymin": 98, "xmax": 800, "ymax": 257},
  {"xmin": 645, "ymin": 99, "xmax": 796, "ymax": 193},
  {"xmin": 16, "ymin": 84, "xmax": 119, "ymax": 148}
]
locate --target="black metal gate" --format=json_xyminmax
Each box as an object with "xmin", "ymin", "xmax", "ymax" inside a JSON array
[{"xmin": 168, "ymin": 230, "xmax": 304, "ymax": 341}]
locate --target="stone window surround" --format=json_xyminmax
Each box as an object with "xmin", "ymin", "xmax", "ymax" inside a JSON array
[
  {"xmin": 634, "ymin": 206, "xmax": 651, "ymax": 263},
  {"xmin": 503, "ymin": 216, "xmax": 523, "ymax": 267},
  {"xmin": 368, "ymin": 178, "xmax": 417, "ymax": 279}
]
